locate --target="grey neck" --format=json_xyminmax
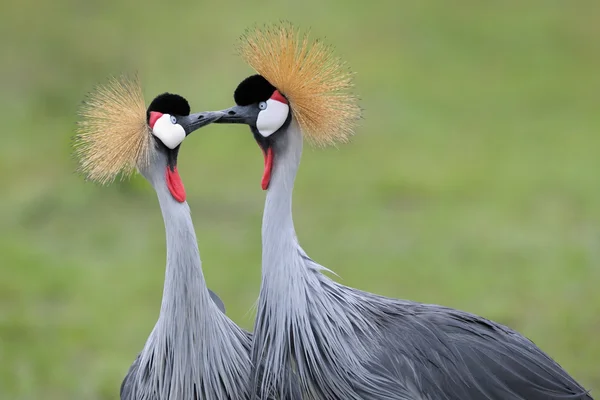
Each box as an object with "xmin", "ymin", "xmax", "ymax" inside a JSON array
[
  {"xmin": 256, "ymin": 118, "xmax": 342, "ymax": 399},
  {"xmin": 261, "ymin": 119, "xmax": 305, "ymax": 280},
  {"xmin": 131, "ymin": 156, "xmax": 253, "ymax": 400},
  {"xmin": 126, "ymin": 152, "xmax": 250, "ymax": 400},
  {"xmin": 254, "ymin": 122, "xmax": 382, "ymax": 399},
  {"xmin": 147, "ymin": 159, "xmax": 213, "ymax": 321}
]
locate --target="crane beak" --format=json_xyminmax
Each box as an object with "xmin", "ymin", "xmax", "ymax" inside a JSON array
[
  {"xmin": 212, "ymin": 105, "xmax": 259, "ymax": 126},
  {"xmin": 177, "ymin": 111, "xmax": 225, "ymax": 135}
]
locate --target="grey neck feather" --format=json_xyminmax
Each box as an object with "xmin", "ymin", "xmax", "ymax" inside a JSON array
[
  {"xmin": 254, "ymin": 121, "xmax": 591, "ymax": 400},
  {"xmin": 151, "ymin": 164, "xmax": 212, "ymax": 316},
  {"xmin": 254, "ymin": 120, "xmax": 398, "ymax": 399},
  {"xmin": 128, "ymin": 153, "xmax": 252, "ymax": 400},
  {"xmin": 261, "ymin": 120, "xmax": 304, "ymax": 278},
  {"xmin": 255, "ymin": 119, "xmax": 312, "ymax": 397}
]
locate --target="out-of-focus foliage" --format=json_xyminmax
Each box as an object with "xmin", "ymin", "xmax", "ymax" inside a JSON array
[{"xmin": 0, "ymin": 1, "xmax": 598, "ymax": 398}]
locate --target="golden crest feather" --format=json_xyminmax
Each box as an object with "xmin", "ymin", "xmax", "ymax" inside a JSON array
[
  {"xmin": 74, "ymin": 74, "xmax": 150, "ymax": 185},
  {"xmin": 238, "ymin": 22, "xmax": 362, "ymax": 146}
]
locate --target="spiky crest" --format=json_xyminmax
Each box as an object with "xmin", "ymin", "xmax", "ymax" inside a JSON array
[
  {"xmin": 74, "ymin": 74, "xmax": 150, "ymax": 185},
  {"xmin": 238, "ymin": 22, "xmax": 362, "ymax": 147}
]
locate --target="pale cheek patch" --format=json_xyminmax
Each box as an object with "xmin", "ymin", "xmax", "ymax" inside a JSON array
[
  {"xmin": 257, "ymin": 99, "xmax": 290, "ymax": 137},
  {"xmin": 152, "ymin": 114, "xmax": 186, "ymax": 149}
]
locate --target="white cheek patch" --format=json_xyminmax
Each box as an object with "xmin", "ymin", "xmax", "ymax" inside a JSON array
[
  {"xmin": 256, "ymin": 99, "xmax": 290, "ymax": 137},
  {"xmin": 152, "ymin": 114, "xmax": 186, "ymax": 149}
]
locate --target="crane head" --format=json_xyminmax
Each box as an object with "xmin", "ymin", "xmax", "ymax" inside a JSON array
[
  {"xmin": 205, "ymin": 22, "xmax": 361, "ymax": 189},
  {"xmin": 212, "ymin": 74, "xmax": 291, "ymax": 190},
  {"xmin": 75, "ymin": 75, "xmax": 222, "ymax": 202},
  {"xmin": 145, "ymin": 93, "xmax": 222, "ymax": 202},
  {"xmin": 146, "ymin": 93, "xmax": 222, "ymax": 150}
]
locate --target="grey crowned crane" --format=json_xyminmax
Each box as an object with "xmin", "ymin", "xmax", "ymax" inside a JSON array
[
  {"xmin": 74, "ymin": 76, "xmax": 253, "ymax": 399},
  {"xmin": 203, "ymin": 23, "xmax": 593, "ymax": 399}
]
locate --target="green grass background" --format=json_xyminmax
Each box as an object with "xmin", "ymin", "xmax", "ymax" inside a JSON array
[{"xmin": 1, "ymin": 0, "xmax": 598, "ymax": 398}]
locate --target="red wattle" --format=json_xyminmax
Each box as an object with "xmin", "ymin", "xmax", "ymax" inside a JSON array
[
  {"xmin": 261, "ymin": 147, "xmax": 274, "ymax": 190},
  {"xmin": 166, "ymin": 166, "xmax": 186, "ymax": 203}
]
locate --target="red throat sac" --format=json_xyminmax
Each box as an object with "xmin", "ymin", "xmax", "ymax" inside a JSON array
[
  {"xmin": 166, "ymin": 166, "xmax": 186, "ymax": 202},
  {"xmin": 261, "ymin": 147, "xmax": 274, "ymax": 190}
]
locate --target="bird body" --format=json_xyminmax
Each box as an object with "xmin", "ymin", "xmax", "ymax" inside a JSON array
[
  {"xmin": 251, "ymin": 121, "xmax": 592, "ymax": 400},
  {"xmin": 206, "ymin": 23, "xmax": 592, "ymax": 399},
  {"xmin": 75, "ymin": 80, "xmax": 254, "ymax": 399}
]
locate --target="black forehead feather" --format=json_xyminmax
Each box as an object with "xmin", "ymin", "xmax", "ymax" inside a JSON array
[
  {"xmin": 147, "ymin": 92, "xmax": 191, "ymax": 117},
  {"xmin": 234, "ymin": 75, "xmax": 276, "ymax": 106}
]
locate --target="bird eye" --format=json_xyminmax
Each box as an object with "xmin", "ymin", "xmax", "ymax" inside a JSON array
[
  {"xmin": 170, "ymin": 115, "xmax": 177, "ymax": 124},
  {"xmin": 258, "ymin": 101, "xmax": 267, "ymax": 110}
]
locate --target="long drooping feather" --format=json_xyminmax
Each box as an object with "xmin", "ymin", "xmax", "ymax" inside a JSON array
[
  {"xmin": 251, "ymin": 121, "xmax": 592, "ymax": 400},
  {"xmin": 261, "ymin": 268, "xmax": 592, "ymax": 399}
]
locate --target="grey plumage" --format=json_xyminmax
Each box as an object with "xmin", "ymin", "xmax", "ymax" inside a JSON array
[
  {"xmin": 119, "ymin": 149, "xmax": 253, "ymax": 400},
  {"xmin": 208, "ymin": 289, "xmax": 226, "ymax": 314},
  {"xmin": 250, "ymin": 119, "xmax": 592, "ymax": 399}
]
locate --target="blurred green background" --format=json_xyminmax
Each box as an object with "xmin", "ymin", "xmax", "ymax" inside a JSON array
[{"xmin": 1, "ymin": 0, "xmax": 599, "ymax": 398}]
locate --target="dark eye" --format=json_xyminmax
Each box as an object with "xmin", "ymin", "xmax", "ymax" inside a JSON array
[
  {"xmin": 170, "ymin": 115, "xmax": 177, "ymax": 124},
  {"xmin": 258, "ymin": 101, "xmax": 267, "ymax": 110}
]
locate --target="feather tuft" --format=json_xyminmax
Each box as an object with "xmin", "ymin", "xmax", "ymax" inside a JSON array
[
  {"xmin": 74, "ymin": 74, "xmax": 150, "ymax": 185},
  {"xmin": 237, "ymin": 22, "xmax": 361, "ymax": 147}
]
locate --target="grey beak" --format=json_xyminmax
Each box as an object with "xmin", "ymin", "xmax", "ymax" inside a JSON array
[
  {"xmin": 212, "ymin": 105, "xmax": 259, "ymax": 125},
  {"xmin": 179, "ymin": 111, "xmax": 225, "ymax": 135}
]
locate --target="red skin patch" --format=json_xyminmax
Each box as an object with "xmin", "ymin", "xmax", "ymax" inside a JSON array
[
  {"xmin": 166, "ymin": 166, "xmax": 186, "ymax": 202},
  {"xmin": 261, "ymin": 147, "xmax": 274, "ymax": 190},
  {"xmin": 270, "ymin": 90, "xmax": 288, "ymax": 104},
  {"xmin": 149, "ymin": 111, "xmax": 163, "ymax": 128},
  {"xmin": 258, "ymin": 89, "xmax": 284, "ymax": 190}
]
